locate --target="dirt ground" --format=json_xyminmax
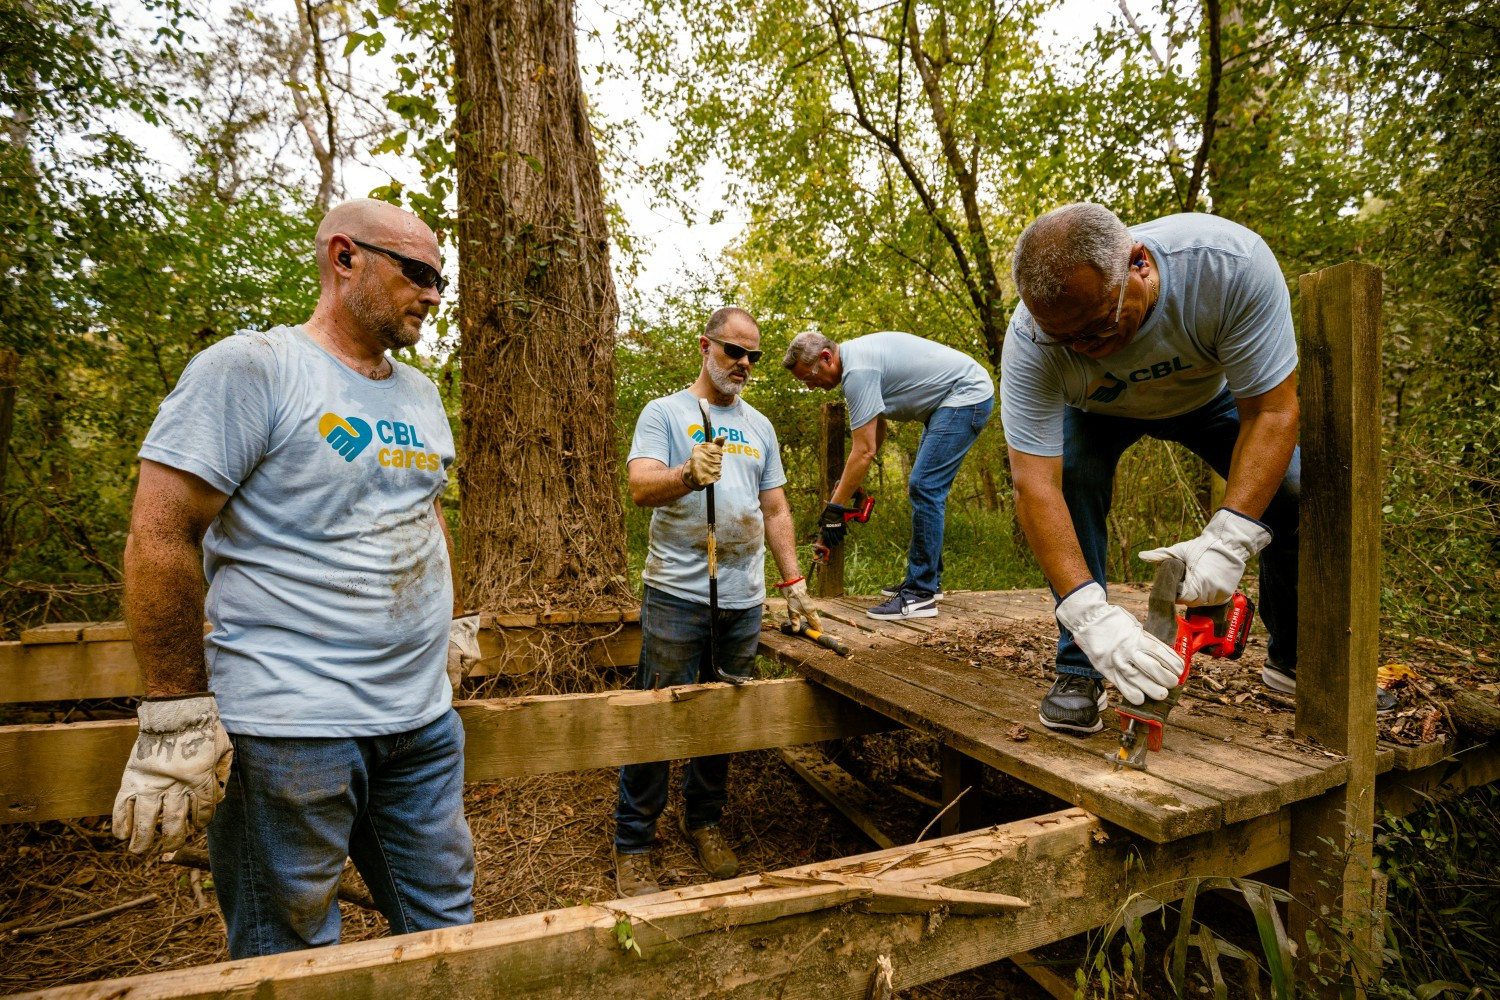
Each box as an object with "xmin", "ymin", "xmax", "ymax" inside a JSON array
[{"xmin": 1, "ymin": 605, "xmax": 1488, "ymax": 996}]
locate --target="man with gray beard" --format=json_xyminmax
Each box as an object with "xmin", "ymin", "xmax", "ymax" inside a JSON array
[
  {"xmin": 613, "ymin": 307, "xmax": 820, "ymax": 896},
  {"xmin": 112, "ymin": 199, "xmax": 479, "ymax": 956}
]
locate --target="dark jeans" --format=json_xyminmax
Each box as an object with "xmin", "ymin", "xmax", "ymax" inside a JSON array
[
  {"xmin": 613, "ymin": 584, "xmax": 763, "ymax": 853},
  {"xmin": 206, "ymin": 708, "xmax": 475, "ymax": 958},
  {"xmin": 901, "ymin": 398, "xmax": 994, "ymax": 595},
  {"xmin": 1055, "ymin": 386, "xmax": 1300, "ymax": 678}
]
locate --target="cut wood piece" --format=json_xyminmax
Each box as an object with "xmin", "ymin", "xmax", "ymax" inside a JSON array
[
  {"xmin": 778, "ymin": 746, "xmax": 897, "ymax": 849},
  {"xmin": 759, "ymin": 871, "xmax": 1028, "ymax": 914},
  {"xmin": 1379, "ymin": 737, "xmax": 1450, "ymax": 772},
  {"xmin": 16, "ymin": 807, "xmax": 1293, "ymax": 1000},
  {"xmin": 0, "ymin": 679, "xmax": 896, "ymax": 824},
  {"xmin": 18, "ymin": 623, "xmax": 87, "ymax": 645},
  {"xmin": 80, "ymin": 622, "xmax": 131, "ymax": 642}
]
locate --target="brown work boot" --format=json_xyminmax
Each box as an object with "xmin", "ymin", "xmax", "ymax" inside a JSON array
[
  {"xmin": 613, "ymin": 848, "xmax": 658, "ymax": 898},
  {"xmin": 678, "ymin": 814, "xmax": 738, "ymax": 879}
]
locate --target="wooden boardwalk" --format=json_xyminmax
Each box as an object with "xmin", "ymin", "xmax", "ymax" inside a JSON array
[{"xmin": 760, "ymin": 587, "xmax": 1443, "ymax": 844}]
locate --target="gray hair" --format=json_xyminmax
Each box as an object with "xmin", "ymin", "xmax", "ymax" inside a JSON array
[
  {"xmin": 1012, "ymin": 203, "xmax": 1133, "ymax": 311},
  {"xmin": 705, "ymin": 306, "xmax": 758, "ymax": 339},
  {"xmin": 783, "ymin": 331, "xmax": 836, "ymax": 370}
]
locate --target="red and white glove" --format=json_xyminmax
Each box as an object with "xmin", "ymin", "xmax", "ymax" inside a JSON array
[
  {"xmin": 1056, "ymin": 583, "xmax": 1182, "ymax": 705},
  {"xmin": 112, "ymin": 694, "xmax": 234, "ymax": 855},
  {"xmin": 1139, "ymin": 508, "xmax": 1271, "ymax": 606}
]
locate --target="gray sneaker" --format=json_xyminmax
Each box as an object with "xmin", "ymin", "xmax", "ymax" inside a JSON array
[
  {"xmin": 1262, "ymin": 664, "xmax": 1398, "ymax": 714},
  {"xmin": 1039, "ymin": 673, "xmax": 1108, "ymax": 734},
  {"xmin": 613, "ymin": 848, "xmax": 658, "ymax": 897},
  {"xmin": 867, "ymin": 589, "xmax": 939, "ymax": 620}
]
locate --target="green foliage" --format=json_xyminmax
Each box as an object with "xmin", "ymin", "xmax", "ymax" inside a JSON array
[{"xmin": 1376, "ymin": 786, "xmax": 1500, "ymax": 998}]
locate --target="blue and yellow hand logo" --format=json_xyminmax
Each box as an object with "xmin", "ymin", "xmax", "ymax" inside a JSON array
[
  {"xmin": 318, "ymin": 413, "xmax": 373, "ymax": 462},
  {"xmin": 688, "ymin": 423, "xmax": 707, "ymax": 443}
]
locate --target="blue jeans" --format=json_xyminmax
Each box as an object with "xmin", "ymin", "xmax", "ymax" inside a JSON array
[
  {"xmin": 902, "ymin": 398, "xmax": 994, "ymax": 596},
  {"xmin": 614, "ymin": 585, "xmax": 763, "ymax": 853},
  {"xmin": 207, "ymin": 708, "xmax": 475, "ymax": 958},
  {"xmin": 1055, "ymin": 386, "xmax": 1300, "ymax": 678}
]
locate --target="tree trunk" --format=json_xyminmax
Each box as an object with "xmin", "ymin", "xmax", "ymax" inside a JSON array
[{"xmin": 453, "ymin": 0, "xmax": 629, "ymax": 613}]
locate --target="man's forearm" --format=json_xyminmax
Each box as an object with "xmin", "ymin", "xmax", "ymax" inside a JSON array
[
  {"xmin": 1223, "ymin": 409, "xmax": 1298, "ymax": 520},
  {"xmin": 831, "ymin": 449, "xmax": 875, "ymax": 506},
  {"xmin": 123, "ymin": 534, "xmax": 210, "ymax": 696},
  {"xmin": 630, "ymin": 462, "xmax": 698, "ymax": 507},
  {"xmin": 764, "ymin": 506, "xmax": 802, "ymax": 582}
]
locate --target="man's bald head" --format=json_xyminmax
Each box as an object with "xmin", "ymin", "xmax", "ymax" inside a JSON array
[{"xmin": 315, "ymin": 199, "xmax": 439, "ymax": 282}]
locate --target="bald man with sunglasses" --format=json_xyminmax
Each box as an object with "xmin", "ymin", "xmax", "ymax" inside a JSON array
[
  {"xmin": 1003, "ymin": 202, "xmax": 1394, "ymax": 736},
  {"xmin": 112, "ymin": 199, "xmax": 478, "ymax": 957},
  {"xmin": 613, "ymin": 307, "xmax": 820, "ymax": 897}
]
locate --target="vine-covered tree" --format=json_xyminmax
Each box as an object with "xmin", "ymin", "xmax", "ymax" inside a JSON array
[{"xmin": 452, "ymin": 0, "xmax": 629, "ymax": 611}]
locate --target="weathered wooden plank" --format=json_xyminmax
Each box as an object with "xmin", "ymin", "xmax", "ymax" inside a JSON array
[
  {"xmin": 1376, "ymin": 741, "xmax": 1500, "ymax": 818},
  {"xmin": 17, "ymin": 807, "xmax": 1295, "ymax": 1000},
  {"xmin": 1290, "ymin": 261, "xmax": 1384, "ymax": 995},
  {"xmin": 482, "ymin": 609, "xmax": 641, "ymax": 628},
  {"xmin": 940, "ymin": 745, "xmax": 985, "ymax": 836},
  {"xmin": 761, "ymin": 628, "xmax": 1223, "ymax": 842},
  {"xmin": 1380, "ymin": 737, "xmax": 1449, "ymax": 772},
  {"xmin": 0, "ymin": 679, "xmax": 897, "ymax": 824},
  {"xmin": 0, "ymin": 624, "xmax": 643, "ymax": 704}
]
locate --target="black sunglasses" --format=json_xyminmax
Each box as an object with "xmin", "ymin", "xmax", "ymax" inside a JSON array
[
  {"xmin": 351, "ymin": 238, "xmax": 448, "ymax": 294},
  {"xmin": 706, "ymin": 336, "xmax": 763, "ymax": 364}
]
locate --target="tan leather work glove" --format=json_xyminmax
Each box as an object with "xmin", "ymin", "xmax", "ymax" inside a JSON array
[
  {"xmin": 447, "ymin": 614, "xmax": 482, "ymax": 692},
  {"xmin": 112, "ymin": 694, "xmax": 234, "ymax": 855},
  {"xmin": 783, "ymin": 578, "xmax": 822, "ymax": 632},
  {"xmin": 681, "ymin": 435, "xmax": 726, "ymax": 490}
]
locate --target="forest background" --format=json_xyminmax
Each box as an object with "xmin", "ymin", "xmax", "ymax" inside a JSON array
[
  {"xmin": 2, "ymin": 0, "xmax": 1494, "ymax": 651},
  {"xmin": 3, "ymin": 1, "xmax": 1498, "ymax": 995}
]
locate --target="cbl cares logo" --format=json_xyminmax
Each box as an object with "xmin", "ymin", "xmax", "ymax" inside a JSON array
[
  {"xmin": 318, "ymin": 413, "xmax": 441, "ymax": 469},
  {"xmin": 1086, "ymin": 356, "xmax": 1195, "ymax": 403},
  {"xmin": 686, "ymin": 423, "xmax": 760, "ymax": 459}
]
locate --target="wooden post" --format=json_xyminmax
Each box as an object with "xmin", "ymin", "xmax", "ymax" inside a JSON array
[
  {"xmin": 816, "ymin": 400, "xmax": 847, "ymax": 597},
  {"xmin": 1290, "ymin": 261, "xmax": 1382, "ymax": 996},
  {"xmin": 939, "ymin": 744, "xmax": 984, "ymax": 836}
]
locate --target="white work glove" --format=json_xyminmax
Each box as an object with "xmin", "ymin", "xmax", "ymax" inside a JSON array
[
  {"xmin": 1056, "ymin": 583, "xmax": 1183, "ymax": 705},
  {"xmin": 1138, "ymin": 507, "xmax": 1271, "ymax": 606},
  {"xmin": 447, "ymin": 614, "xmax": 482, "ymax": 691},
  {"xmin": 681, "ymin": 435, "xmax": 726, "ymax": 490},
  {"xmin": 112, "ymin": 694, "xmax": 234, "ymax": 855},
  {"xmin": 782, "ymin": 579, "xmax": 823, "ymax": 631}
]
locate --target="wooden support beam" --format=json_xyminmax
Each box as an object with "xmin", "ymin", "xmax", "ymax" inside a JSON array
[
  {"xmin": 814, "ymin": 400, "xmax": 846, "ymax": 598},
  {"xmin": 1291, "ymin": 261, "xmax": 1383, "ymax": 996},
  {"xmin": 18, "ymin": 807, "xmax": 1295, "ymax": 1000},
  {"xmin": 0, "ymin": 679, "xmax": 895, "ymax": 824},
  {"xmin": 0, "ymin": 622, "xmax": 642, "ymax": 705},
  {"xmin": 779, "ymin": 745, "xmax": 898, "ymax": 849}
]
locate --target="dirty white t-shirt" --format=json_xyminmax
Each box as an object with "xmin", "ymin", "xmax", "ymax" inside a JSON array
[
  {"xmin": 138, "ymin": 326, "xmax": 456, "ymax": 737},
  {"xmin": 1001, "ymin": 214, "xmax": 1297, "ymax": 456},
  {"xmin": 628, "ymin": 390, "xmax": 785, "ymax": 608}
]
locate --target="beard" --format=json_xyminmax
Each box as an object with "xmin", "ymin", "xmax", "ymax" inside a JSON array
[
  {"xmin": 347, "ymin": 272, "xmax": 423, "ymax": 351},
  {"xmin": 706, "ymin": 354, "xmax": 747, "ymax": 396}
]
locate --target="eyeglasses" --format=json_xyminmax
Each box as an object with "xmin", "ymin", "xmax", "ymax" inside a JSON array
[
  {"xmin": 1026, "ymin": 266, "xmax": 1128, "ymax": 349},
  {"xmin": 707, "ymin": 336, "xmax": 763, "ymax": 364},
  {"xmin": 350, "ymin": 239, "xmax": 448, "ymax": 294}
]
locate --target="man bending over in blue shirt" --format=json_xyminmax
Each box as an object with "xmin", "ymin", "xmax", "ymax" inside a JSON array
[{"xmin": 784, "ymin": 330, "xmax": 994, "ymax": 621}]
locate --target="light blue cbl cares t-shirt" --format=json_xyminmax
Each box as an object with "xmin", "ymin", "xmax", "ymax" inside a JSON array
[
  {"xmin": 1000, "ymin": 213, "xmax": 1298, "ymax": 457},
  {"xmin": 138, "ymin": 326, "xmax": 456, "ymax": 737},
  {"xmin": 628, "ymin": 390, "xmax": 786, "ymax": 608},
  {"xmin": 838, "ymin": 331, "xmax": 994, "ymax": 431}
]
